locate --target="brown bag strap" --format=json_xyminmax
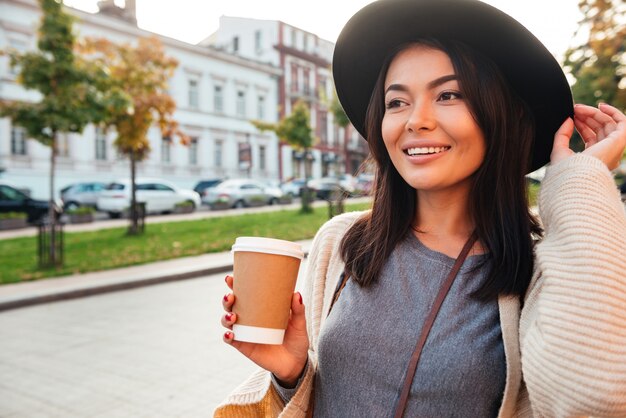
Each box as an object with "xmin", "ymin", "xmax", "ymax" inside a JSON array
[{"xmin": 392, "ymin": 231, "xmax": 478, "ymax": 418}]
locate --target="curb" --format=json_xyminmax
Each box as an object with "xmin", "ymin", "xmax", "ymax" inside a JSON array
[
  {"xmin": 0, "ymin": 264, "xmax": 234, "ymax": 313},
  {"xmin": 0, "ymin": 247, "xmax": 311, "ymax": 313}
]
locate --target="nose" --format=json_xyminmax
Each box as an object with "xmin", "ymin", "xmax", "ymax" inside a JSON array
[{"xmin": 405, "ymin": 98, "xmax": 436, "ymax": 133}]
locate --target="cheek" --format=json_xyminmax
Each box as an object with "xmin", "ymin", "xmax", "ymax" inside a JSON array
[{"xmin": 381, "ymin": 116, "xmax": 400, "ymax": 148}]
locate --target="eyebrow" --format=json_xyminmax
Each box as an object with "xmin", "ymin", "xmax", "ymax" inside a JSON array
[{"xmin": 385, "ymin": 74, "xmax": 458, "ymax": 94}]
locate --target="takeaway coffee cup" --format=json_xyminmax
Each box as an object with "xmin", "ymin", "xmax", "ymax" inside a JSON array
[{"xmin": 231, "ymin": 237, "xmax": 304, "ymax": 345}]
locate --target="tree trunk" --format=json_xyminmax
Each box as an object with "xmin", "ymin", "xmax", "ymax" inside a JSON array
[
  {"xmin": 301, "ymin": 148, "xmax": 313, "ymax": 213},
  {"xmin": 128, "ymin": 150, "xmax": 139, "ymax": 235},
  {"xmin": 48, "ymin": 131, "xmax": 58, "ymax": 266}
]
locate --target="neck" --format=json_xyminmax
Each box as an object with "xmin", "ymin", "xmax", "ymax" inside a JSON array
[
  {"xmin": 414, "ymin": 187, "xmax": 473, "ymax": 236},
  {"xmin": 411, "ymin": 185, "xmax": 479, "ymax": 258}
]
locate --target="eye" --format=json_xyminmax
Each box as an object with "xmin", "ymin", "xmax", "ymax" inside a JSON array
[
  {"xmin": 385, "ymin": 99, "xmax": 405, "ymax": 109},
  {"xmin": 438, "ymin": 91, "xmax": 463, "ymax": 101}
]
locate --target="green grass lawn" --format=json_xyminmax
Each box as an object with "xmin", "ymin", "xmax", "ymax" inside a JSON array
[{"xmin": 0, "ymin": 202, "xmax": 371, "ymax": 284}]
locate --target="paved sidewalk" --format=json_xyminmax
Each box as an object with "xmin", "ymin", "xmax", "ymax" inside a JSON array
[{"xmin": 0, "ymin": 239, "xmax": 313, "ymax": 312}]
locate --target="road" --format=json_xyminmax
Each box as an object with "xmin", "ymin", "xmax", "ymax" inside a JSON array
[{"xmin": 0, "ymin": 265, "xmax": 307, "ymax": 417}]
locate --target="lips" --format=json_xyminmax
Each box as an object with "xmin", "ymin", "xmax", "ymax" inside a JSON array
[{"xmin": 405, "ymin": 146, "xmax": 451, "ymax": 156}]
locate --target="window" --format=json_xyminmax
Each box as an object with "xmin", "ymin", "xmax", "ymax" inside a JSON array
[
  {"xmin": 291, "ymin": 29, "xmax": 297, "ymax": 48},
  {"xmin": 236, "ymin": 91, "xmax": 246, "ymax": 118},
  {"xmin": 255, "ymin": 30, "xmax": 262, "ymax": 52},
  {"xmin": 291, "ymin": 64, "xmax": 298, "ymax": 92},
  {"xmin": 303, "ymin": 35, "xmax": 308, "ymax": 52},
  {"xmin": 188, "ymin": 79, "xmax": 199, "ymax": 109},
  {"xmin": 303, "ymin": 69, "xmax": 310, "ymax": 95},
  {"xmin": 214, "ymin": 85, "xmax": 224, "ymax": 112},
  {"xmin": 320, "ymin": 112, "xmax": 328, "ymax": 144},
  {"xmin": 11, "ymin": 127, "xmax": 26, "ymax": 155},
  {"xmin": 233, "ymin": 36, "xmax": 239, "ymax": 53},
  {"xmin": 259, "ymin": 145, "xmax": 266, "ymax": 171},
  {"xmin": 161, "ymin": 137, "xmax": 171, "ymax": 163},
  {"xmin": 214, "ymin": 140, "xmax": 223, "ymax": 168},
  {"xmin": 57, "ymin": 133, "xmax": 69, "ymax": 157},
  {"xmin": 257, "ymin": 96, "xmax": 265, "ymax": 120},
  {"xmin": 95, "ymin": 127, "xmax": 107, "ymax": 160},
  {"xmin": 189, "ymin": 137, "xmax": 198, "ymax": 165}
]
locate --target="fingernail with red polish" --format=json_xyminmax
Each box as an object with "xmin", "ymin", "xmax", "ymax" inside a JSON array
[
  {"xmin": 298, "ymin": 292, "xmax": 303, "ymax": 305},
  {"xmin": 223, "ymin": 294, "xmax": 229, "ymax": 302},
  {"xmin": 224, "ymin": 331, "xmax": 233, "ymax": 340},
  {"xmin": 225, "ymin": 313, "xmax": 234, "ymax": 321}
]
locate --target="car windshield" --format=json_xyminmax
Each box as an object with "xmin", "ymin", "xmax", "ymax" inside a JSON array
[
  {"xmin": 0, "ymin": 185, "xmax": 28, "ymax": 201},
  {"xmin": 106, "ymin": 183, "xmax": 125, "ymax": 191}
]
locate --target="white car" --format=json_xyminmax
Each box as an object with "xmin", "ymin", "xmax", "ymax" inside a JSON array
[
  {"xmin": 203, "ymin": 179, "xmax": 286, "ymax": 209},
  {"xmin": 97, "ymin": 178, "xmax": 200, "ymax": 218}
]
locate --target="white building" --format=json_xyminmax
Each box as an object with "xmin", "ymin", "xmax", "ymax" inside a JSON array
[
  {"xmin": 204, "ymin": 16, "xmax": 369, "ymax": 181},
  {"xmin": 0, "ymin": 0, "xmax": 281, "ymax": 199}
]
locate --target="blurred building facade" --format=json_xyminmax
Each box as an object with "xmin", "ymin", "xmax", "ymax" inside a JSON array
[
  {"xmin": 204, "ymin": 16, "xmax": 369, "ymax": 181},
  {"xmin": 0, "ymin": 0, "xmax": 369, "ymax": 200}
]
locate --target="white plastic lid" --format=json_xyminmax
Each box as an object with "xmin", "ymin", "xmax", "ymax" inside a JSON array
[{"xmin": 232, "ymin": 237, "xmax": 304, "ymax": 259}]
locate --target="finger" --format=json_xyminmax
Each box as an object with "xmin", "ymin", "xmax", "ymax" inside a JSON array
[
  {"xmin": 221, "ymin": 312, "xmax": 236, "ymax": 329},
  {"xmin": 575, "ymin": 103, "xmax": 616, "ymax": 123},
  {"xmin": 225, "ymin": 274, "xmax": 234, "ymax": 291},
  {"xmin": 289, "ymin": 292, "xmax": 307, "ymax": 331},
  {"xmin": 222, "ymin": 331, "xmax": 250, "ymax": 353},
  {"xmin": 551, "ymin": 117, "xmax": 574, "ymax": 164},
  {"xmin": 574, "ymin": 116, "xmax": 598, "ymax": 145},
  {"xmin": 222, "ymin": 293, "xmax": 235, "ymax": 311},
  {"xmin": 599, "ymin": 103, "xmax": 626, "ymax": 123}
]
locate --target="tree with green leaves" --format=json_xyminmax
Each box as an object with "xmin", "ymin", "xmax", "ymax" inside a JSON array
[
  {"xmin": 80, "ymin": 36, "xmax": 187, "ymax": 235},
  {"xmin": 564, "ymin": 0, "xmax": 626, "ymax": 158},
  {"xmin": 0, "ymin": 0, "xmax": 122, "ymax": 266},
  {"xmin": 253, "ymin": 100, "xmax": 316, "ymax": 213}
]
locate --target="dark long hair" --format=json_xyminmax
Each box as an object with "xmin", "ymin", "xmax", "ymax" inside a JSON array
[{"xmin": 340, "ymin": 39, "xmax": 542, "ymax": 300}]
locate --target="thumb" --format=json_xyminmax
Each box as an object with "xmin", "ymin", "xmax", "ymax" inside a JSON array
[
  {"xmin": 550, "ymin": 117, "xmax": 574, "ymax": 164},
  {"xmin": 289, "ymin": 292, "xmax": 307, "ymax": 331}
]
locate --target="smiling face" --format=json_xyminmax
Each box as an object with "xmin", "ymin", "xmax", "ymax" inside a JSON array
[{"xmin": 381, "ymin": 45, "xmax": 486, "ymax": 196}]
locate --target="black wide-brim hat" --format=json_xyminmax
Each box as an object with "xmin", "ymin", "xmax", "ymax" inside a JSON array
[{"xmin": 332, "ymin": 0, "xmax": 574, "ymax": 172}]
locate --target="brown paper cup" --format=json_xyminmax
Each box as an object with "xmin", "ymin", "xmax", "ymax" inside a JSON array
[{"xmin": 231, "ymin": 237, "xmax": 304, "ymax": 345}]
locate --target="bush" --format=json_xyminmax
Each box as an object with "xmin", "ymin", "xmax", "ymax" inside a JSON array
[
  {"xmin": 65, "ymin": 206, "xmax": 95, "ymax": 215},
  {"xmin": 0, "ymin": 212, "xmax": 27, "ymax": 220}
]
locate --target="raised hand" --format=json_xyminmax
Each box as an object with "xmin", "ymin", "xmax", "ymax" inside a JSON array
[
  {"xmin": 551, "ymin": 103, "xmax": 626, "ymax": 169},
  {"xmin": 221, "ymin": 275, "xmax": 310, "ymax": 386}
]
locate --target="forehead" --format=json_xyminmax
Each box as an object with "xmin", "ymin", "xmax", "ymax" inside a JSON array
[{"xmin": 384, "ymin": 45, "xmax": 455, "ymax": 87}]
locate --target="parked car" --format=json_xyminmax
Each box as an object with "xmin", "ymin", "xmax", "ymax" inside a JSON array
[
  {"xmin": 308, "ymin": 177, "xmax": 349, "ymax": 200},
  {"xmin": 0, "ymin": 182, "xmax": 62, "ymax": 224},
  {"xmin": 60, "ymin": 182, "xmax": 107, "ymax": 210},
  {"xmin": 337, "ymin": 174, "xmax": 357, "ymax": 196},
  {"xmin": 193, "ymin": 178, "xmax": 223, "ymax": 197},
  {"xmin": 203, "ymin": 179, "xmax": 283, "ymax": 209},
  {"xmin": 97, "ymin": 178, "xmax": 200, "ymax": 218},
  {"xmin": 280, "ymin": 178, "xmax": 307, "ymax": 197},
  {"xmin": 355, "ymin": 173, "xmax": 375, "ymax": 196}
]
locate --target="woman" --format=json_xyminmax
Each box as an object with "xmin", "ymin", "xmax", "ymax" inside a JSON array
[{"xmin": 216, "ymin": 0, "xmax": 626, "ymax": 416}]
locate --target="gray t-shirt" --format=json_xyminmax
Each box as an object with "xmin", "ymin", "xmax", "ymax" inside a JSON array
[{"xmin": 276, "ymin": 233, "xmax": 506, "ymax": 417}]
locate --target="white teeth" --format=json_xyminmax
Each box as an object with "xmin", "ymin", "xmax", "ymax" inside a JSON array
[{"xmin": 406, "ymin": 146, "xmax": 449, "ymax": 156}]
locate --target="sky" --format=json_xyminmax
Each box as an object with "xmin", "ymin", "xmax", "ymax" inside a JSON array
[{"xmin": 63, "ymin": 0, "xmax": 584, "ymax": 62}]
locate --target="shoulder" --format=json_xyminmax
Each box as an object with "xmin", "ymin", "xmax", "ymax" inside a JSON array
[
  {"xmin": 306, "ymin": 210, "xmax": 369, "ymax": 269},
  {"xmin": 313, "ymin": 210, "xmax": 369, "ymax": 246}
]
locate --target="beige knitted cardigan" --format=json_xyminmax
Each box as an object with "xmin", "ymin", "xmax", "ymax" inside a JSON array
[{"xmin": 214, "ymin": 154, "xmax": 626, "ymax": 418}]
